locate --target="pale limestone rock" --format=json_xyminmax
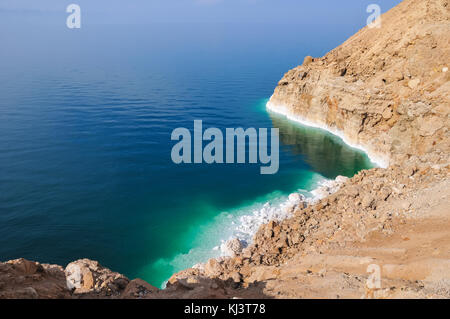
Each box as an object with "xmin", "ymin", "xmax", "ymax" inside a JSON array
[
  {"xmin": 64, "ymin": 259, "xmax": 129, "ymax": 294},
  {"xmin": 303, "ymin": 56, "xmax": 314, "ymax": 66},
  {"xmin": 408, "ymin": 78, "xmax": 421, "ymax": 89},
  {"xmin": 288, "ymin": 193, "xmax": 302, "ymax": 203},
  {"xmin": 65, "ymin": 262, "xmax": 83, "ymax": 290},
  {"xmin": 204, "ymin": 258, "xmax": 223, "ymax": 277},
  {"xmin": 221, "ymin": 238, "xmax": 244, "ymax": 257},
  {"xmin": 382, "ymin": 107, "xmax": 393, "ymax": 119},
  {"xmin": 418, "ymin": 116, "xmax": 444, "ymax": 136}
]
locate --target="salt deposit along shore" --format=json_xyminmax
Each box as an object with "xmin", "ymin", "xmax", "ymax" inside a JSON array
[
  {"xmin": 1, "ymin": 0, "xmax": 449, "ymax": 299},
  {"xmin": 266, "ymin": 101, "xmax": 388, "ymax": 168},
  {"xmin": 215, "ymin": 175, "xmax": 351, "ymax": 259}
]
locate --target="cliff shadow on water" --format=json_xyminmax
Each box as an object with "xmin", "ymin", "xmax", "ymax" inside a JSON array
[{"xmin": 268, "ymin": 111, "xmax": 375, "ymax": 179}]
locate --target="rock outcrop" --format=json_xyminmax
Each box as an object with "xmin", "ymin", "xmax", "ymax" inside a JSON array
[
  {"xmin": 65, "ymin": 259, "xmax": 130, "ymax": 296},
  {"xmin": 0, "ymin": 259, "xmax": 70, "ymax": 299},
  {"xmin": 0, "ymin": 258, "xmax": 160, "ymax": 299}
]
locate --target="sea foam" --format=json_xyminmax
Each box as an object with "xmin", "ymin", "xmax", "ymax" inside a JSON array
[
  {"xmin": 157, "ymin": 173, "xmax": 349, "ymax": 289},
  {"xmin": 158, "ymin": 99, "xmax": 379, "ymax": 285},
  {"xmin": 217, "ymin": 174, "xmax": 349, "ymax": 257}
]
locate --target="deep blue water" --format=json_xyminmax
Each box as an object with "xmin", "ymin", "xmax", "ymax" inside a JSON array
[{"xmin": 0, "ymin": 23, "xmax": 373, "ymax": 286}]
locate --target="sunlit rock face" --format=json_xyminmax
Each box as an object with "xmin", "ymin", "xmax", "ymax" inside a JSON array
[{"xmin": 268, "ymin": 0, "xmax": 449, "ymax": 168}]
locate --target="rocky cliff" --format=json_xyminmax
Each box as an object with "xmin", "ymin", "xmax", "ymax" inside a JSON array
[
  {"xmin": 268, "ymin": 0, "xmax": 449, "ymax": 167},
  {"xmin": 1, "ymin": 0, "xmax": 449, "ymax": 299}
]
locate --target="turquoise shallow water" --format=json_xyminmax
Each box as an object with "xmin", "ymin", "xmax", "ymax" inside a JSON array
[{"xmin": 0, "ymin": 23, "xmax": 374, "ymax": 287}]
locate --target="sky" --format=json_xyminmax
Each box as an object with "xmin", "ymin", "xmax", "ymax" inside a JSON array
[{"xmin": 0, "ymin": 0, "xmax": 403, "ymax": 26}]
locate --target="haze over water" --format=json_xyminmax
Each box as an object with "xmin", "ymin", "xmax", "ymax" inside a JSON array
[{"xmin": 0, "ymin": 1, "xmax": 400, "ymax": 286}]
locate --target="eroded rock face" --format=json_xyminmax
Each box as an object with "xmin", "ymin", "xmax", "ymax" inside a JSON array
[
  {"xmin": 0, "ymin": 258, "xmax": 162, "ymax": 299},
  {"xmin": 0, "ymin": 259, "xmax": 70, "ymax": 299},
  {"xmin": 267, "ymin": 0, "xmax": 449, "ymax": 168}
]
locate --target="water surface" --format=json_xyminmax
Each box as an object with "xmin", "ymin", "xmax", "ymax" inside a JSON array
[{"xmin": 0, "ymin": 23, "xmax": 373, "ymax": 286}]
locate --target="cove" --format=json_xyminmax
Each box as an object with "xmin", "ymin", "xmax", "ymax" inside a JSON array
[{"xmin": 0, "ymin": 23, "xmax": 374, "ymax": 288}]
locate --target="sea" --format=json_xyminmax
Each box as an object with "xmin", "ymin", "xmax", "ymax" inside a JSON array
[{"xmin": 0, "ymin": 21, "xmax": 374, "ymax": 287}]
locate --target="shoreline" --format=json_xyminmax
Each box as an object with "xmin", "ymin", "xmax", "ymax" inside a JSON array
[
  {"xmin": 159, "ymin": 170, "xmax": 344, "ymax": 287},
  {"xmin": 176, "ymin": 100, "xmax": 380, "ymax": 267},
  {"xmin": 266, "ymin": 100, "xmax": 388, "ymax": 168},
  {"xmin": 154, "ymin": 100, "xmax": 378, "ymax": 286},
  {"xmin": 215, "ymin": 173, "xmax": 347, "ymax": 254}
]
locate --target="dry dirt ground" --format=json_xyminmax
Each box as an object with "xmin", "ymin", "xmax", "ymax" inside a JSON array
[{"xmin": 249, "ymin": 179, "xmax": 450, "ymax": 299}]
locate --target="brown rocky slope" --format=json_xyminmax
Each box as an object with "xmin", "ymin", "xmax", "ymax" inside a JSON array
[
  {"xmin": 268, "ymin": 0, "xmax": 449, "ymax": 168},
  {"xmin": 1, "ymin": 0, "xmax": 449, "ymax": 299}
]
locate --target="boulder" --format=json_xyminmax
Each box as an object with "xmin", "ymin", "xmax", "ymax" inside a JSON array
[
  {"xmin": 221, "ymin": 238, "xmax": 244, "ymax": 257},
  {"xmin": 65, "ymin": 259, "xmax": 129, "ymax": 295},
  {"xmin": 303, "ymin": 56, "xmax": 314, "ymax": 66},
  {"xmin": 122, "ymin": 279, "xmax": 158, "ymax": 298},
  {"xmin": 204, "ymin": 259, "xmax": 223, "ymax": 277},
  {"xmin": 361, "ymin": 195, "xmax": 375, "ymax": 209},
  {"xmin": 408, "ymin": 78, "xmax": 420, "ymax": 89}
]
